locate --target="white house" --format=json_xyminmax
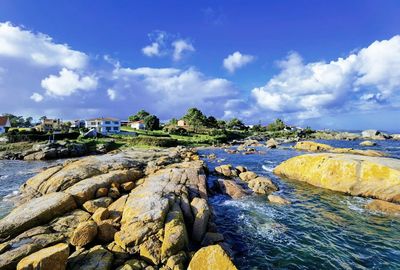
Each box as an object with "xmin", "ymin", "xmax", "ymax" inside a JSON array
[
  {"xmin": 85, "ymin": 117, "xmax": 121, "ymax": 134},
  {"xmin": 130, "ymin": 120, "xmax": 145, "ymax": 130},
  {"xmin": 0, "ymin": 116, "xmax": 11, "ymax": 134}
]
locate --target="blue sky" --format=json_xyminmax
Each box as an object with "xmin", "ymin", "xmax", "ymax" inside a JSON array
[{"xmin": 0, "ymin": 0, "xmax": 400, "ymax": 131}]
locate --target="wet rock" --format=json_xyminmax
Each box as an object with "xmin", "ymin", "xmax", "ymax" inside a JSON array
[
  {"xmin": 16, "ymin": 243, "xmax": 69, "ymax": 270},
  {"xmin": 215, "ymin": 164, "xmax": 233, "ymax": 177},
  {"xmin": 70, "ymin": 220, "xmax": 98, "ymax": 247},
  {"xmin": 365, "ymin": 199, "xmax": 400, "ymax": 215},
  {"xmin": 217, "ymin": 179, "xmax": 249, "ymax": 199},
  {"xmin": 191, "ymin": 198, "xmax": 210, "ymax": 243},
  {"xmin": 239, "ymin": 171, "xmax": 258, "ymax": 182},
  {"xmin": 201, "ymin": 232, "xmax": 224, "ymax": 246},
  {"xmin": 187, "ymin": 244, "xmax": 237, "ymax": 270},
  {"xmin": 267, "ymin": 194, "xmax": 291, "ymax": 205},
  {"xmin": 248, "ymin": 177, "xmax": 278, "ymax": 194},
  {"xmin": 266, "ymin": 138, "xmax": 278, "ymax": 149},
  {"xmin": 274, "ymin": 153, "xmax": 400, "ymax": 203},
  {"xmin": 235, "ymin": 166, "xmax": 247, "ymax": 173},
  {"xmin": 68, "ymin": 245, "xmax": 113, "ymax": 270},
  {"xmin": 360, "ymin": 141, "xmax": 377, "ymax": 147},
  {"xmin": 0, "ymin": 192, "xmax": 76, "ymax": 239}
]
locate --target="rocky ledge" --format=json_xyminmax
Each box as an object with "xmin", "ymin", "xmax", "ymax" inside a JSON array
[
  {"xmin": 274, "ymin": 153, "xmax": 400, "ymax": 209},
  {"xmin": 0, "ymin": 147, "xmax": 237, "ymax": 270},
  {"xmin": 294, "ymin": 141, "xmax": 385, "ymax": 157},
  {"xmin": 0, "ymin": 141, "xmax": 114, "ymax": 161}
]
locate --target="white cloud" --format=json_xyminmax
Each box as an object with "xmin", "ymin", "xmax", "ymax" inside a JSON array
[
  {"xmin": 142, "ymin": 42, "xmax": 161, "ymax": 57},
  {"xmin": 172, "ymin": 39, "xmax": 195, "ymax": 61},
  {"xmin": 0, "ymin": 22, "xmax": 87, "ymax": 69},
  {"xmin": 223, "ymin": 51, "xmax": 254, "ymax": 73},
  {"xmin": 107, "ymin": 88, "xmax": 117, "ymax": 101},
  {"xmin": 109, "ymin": 66, "xmax": 237, "ymax": 118},
  {"xmin": 30, "ymin": 92, "xmax": 44, "ymax": 102},
  {"xmin": 41, "ymin": 68, "xmax": 97, "ymax": 96},
  {"xmin": 251, "ymin": 35, "xmax": 400, "ymax": 119}
]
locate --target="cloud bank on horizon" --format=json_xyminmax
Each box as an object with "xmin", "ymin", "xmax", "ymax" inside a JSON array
[{"xmin": 0, "ymin": 21, "xmax": 400, "ymax": 128}]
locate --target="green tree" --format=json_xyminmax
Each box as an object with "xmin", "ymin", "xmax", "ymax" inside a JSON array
[
  {"xmin": 144, "ymin": 115, "xmax": 160, "ymax": 130},
  {"xmin": 168, "ymin": 118, "xmax": 178, "ymax": 126},
  {"xmin": 266, "ymin": 118, "xmax": 286, "ymax": 131},
  {"xmin": 129, "ymin": 110, "xmax": 150, "ymax": 121},
  {"xmin": 217, "ymin": 120, "xmax": 226, "ymax": 129},
  {"xmin": 227, "ymin": 118, "xmax": 246, "ymax": 130},
  {"xmin": 182, "ymin": 108, "xmax": 206, "ymax": 132},
  {"xmin": 2, "ymin": 113, "xmax": 24, "ymax": 127},
  {"xmin": 24, "ymin": 117, "xmax": 33, "ymax": 127},
  {"xmin": 205, "ymin": 116, "xmax": 218, "ymax": 128}
]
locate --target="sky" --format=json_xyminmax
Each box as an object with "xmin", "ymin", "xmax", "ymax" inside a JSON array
[{"xmin": 0, "ymin": 0, "xmax": 400, "ymax": 131}]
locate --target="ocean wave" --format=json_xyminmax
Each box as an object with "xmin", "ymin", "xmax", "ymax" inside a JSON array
[{"xmin": 262, "ymin": 165, "xmax": 274, "ymax": 172}]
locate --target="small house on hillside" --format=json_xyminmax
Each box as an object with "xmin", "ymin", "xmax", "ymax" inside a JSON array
[
  {"xmin": 177, "ymin": 120, "xmax": 187, "ymax": 127},
  {"xmin": 36, "ymin": 118, "xmax": 62, "ymax": 132},
  {"xmin": 85, "ymin": 117, "xmax": 121, "ymax": 134},
  {"xmin": 0, "ymin": 116, "xmax": 11, "ymax": 134},
  {"xmin": 130, "ymin": 120, "xmax": 145, "ymax": 130}
]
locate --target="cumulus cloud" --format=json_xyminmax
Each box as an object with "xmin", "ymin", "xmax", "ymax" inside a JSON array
[
  {"xmin": 172, "ymin": 39, "xmax": 195, "ymax": 61},
  {"xmin": 0, "ymin": 22, "xmax": 87, "ymax": 69},
  {"xmin": 251, "ymin": 35, "xmax": 400, "ymax": 119},
  {"xmin": 142, "ymin": 31, "xmax": 194, "ymax": 61},
  {"xmin": 108, "ymin": 66, "xmax": 237, "ymax": 118},
  {"xmin": 223, "ymin": 51, "xmax": 254, "ymax": 73},
  {"xmin": 142, "ymin": 42, "xmax": 161, "ymax": 57},
  {"xmin": 41, "ymin": 68, "xmax": 97, "ymax": 97},
  {"xmin": 107, "ymin": 88, "xmax": 117, "ymax": 101},
  {"xmin": 30, "ymin": 92, "xmax": 44, "ymax": 102}
]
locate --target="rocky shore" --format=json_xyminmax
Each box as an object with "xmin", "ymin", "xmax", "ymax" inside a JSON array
[
  {"xmin": 0, "ymin": 141, "xmax": 114, "ymax": 161},
  {"xmin": 0, "ymin": 147, "xmax": 237, "ymax": 270}
]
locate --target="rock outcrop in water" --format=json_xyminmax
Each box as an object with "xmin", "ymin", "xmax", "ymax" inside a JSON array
[
  {"xmin": 0, "ymin": 147, "xmax": 237, "ymax": 269},
  {"xmin": 274, "ymin": 153, "xmax": 400, "ymax": 203},
  {"xmin": 294, "ymin": 141, "xmax": 385, "ymax": 157}
]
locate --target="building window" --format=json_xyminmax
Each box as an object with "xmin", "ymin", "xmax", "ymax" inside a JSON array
[
  {"xmin": 105, "ymin": 121, "xmax": 111, "ymax": 124},
  {"xmin": 113, "ymin": 127, "xmax": 119, "ymax": 131},
  {"xmin": 91, "ymin": 122, "xmax": 96, "ymax": 125},
  {"xmin": 114, "ymin": 121, "xmax": 119, "ymax": 125},
  {"xmin": 106, "ymin": 127, "xmax": 111, "ymax": 131}
]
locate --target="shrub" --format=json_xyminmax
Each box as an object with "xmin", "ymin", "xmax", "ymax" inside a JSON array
[{"xmin": 129, "ymin": 136, "xmax": 178, "ymax": 147}]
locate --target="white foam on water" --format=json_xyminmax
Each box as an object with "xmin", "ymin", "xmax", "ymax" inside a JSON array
[{"xmin": 262, "ymin": 165, "xmax": 274, "ymax": 172}]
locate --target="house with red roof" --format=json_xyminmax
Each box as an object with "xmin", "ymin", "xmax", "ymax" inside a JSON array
[{"xmin": 0, "ymin": 116, "xmax": 11, "ymax": 134}]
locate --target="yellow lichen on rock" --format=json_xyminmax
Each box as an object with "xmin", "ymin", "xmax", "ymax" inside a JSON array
[
  {"xmin": 187, "ymin": 244, "xmax": 237, "ymax": 270},
  {"xmin": 274, "ymin": 153, "xmax": 400, "ymax": 203},
  {"xmin": 365, "ymin": 199, "xmax": 400, "ymax": 215},
  {"xmin": 294, "ymin": 141, "xmax": 385, "ymax": 157},
  {"xmin": 17, "ymin": 243, "xmax": 69, "ymax": 270}
]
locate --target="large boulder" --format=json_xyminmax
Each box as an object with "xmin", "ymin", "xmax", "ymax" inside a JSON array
[
  {"xmin": 161, "ymin": 203, "xmax": 188, "ymax": 260},
  {"xmin": 68, "ymin": 245, "xmax": 113, "ymax": 270},
  {"xmin": 294, "ymin": 141, "xmax": 385, "ymax": 157},
  {"xmin": 274, "ymin": 153, "xmax": 400, "ymax": 203},
  {"xmin": 214, "ymin": 164, "xmax": 233, "ymax": 177},
  {"xmin": 0, "ymin": 192, "xmax": 76, "ymax": 239},
  {"xmin": 190, "ymin": 198, "xmax": 210, "ymax": 243},
  {"xmin": 238, "ymin": 171, "xmax": 257, "ymax": 182},
  {"xmin": 16, "ymin": 243, "xmax": 69, "ymax": 270},
  {"xmin": 218, "ymin": 179, "xmax": 249, "ymax": 199},
  {"xmin": 268, "ymin": 194, "xmax": 291, "ymax": 205},
  {"xmin": 70, "ymin": 221, "xmax": 98, "ymax": 247},
  {"xmin": 248, "ymin": 177, "xmax": 278, "ymax": 194},
  {"xmin": 188, "ymin": 244, "xmax": 237, "ymax": 270}
]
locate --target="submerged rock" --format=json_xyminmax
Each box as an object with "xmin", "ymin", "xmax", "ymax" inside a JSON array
[
  {"xmin": 365, "ymin": 200, "xmax": 400, "ymax": 215},
  {"xmin": 274, "ymin": 153, "xmax": 400, "ymax": 203},
  {"xmin": 267, "ymin": 194, "xmax": 291, "ymax": 205},
  {"xmin": 360, "ymin": 141, "xmax": 377, "ymax": 147},
  {"xmin": 188, "ymin": 244, "xmax": 237, "ymax": 270}
]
